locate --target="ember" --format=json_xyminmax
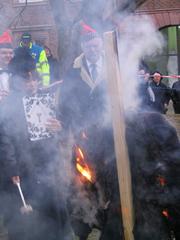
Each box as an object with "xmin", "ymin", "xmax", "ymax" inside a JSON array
[
  {"xmin": 162, "ymin": 209, "xmax": 169, "ymax": 219},
  {"xmin": 75, "ymin": 146, "xmax": 94, "ymax": 183},
  {"xmin": 157, "ymin": 175, "xmax": 166, "ymax": 187}
]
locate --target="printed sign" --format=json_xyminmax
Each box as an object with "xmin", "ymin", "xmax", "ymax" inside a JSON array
[{"xmin": 23, "ymin": 93, "xmax": 56, "ymax": 141}]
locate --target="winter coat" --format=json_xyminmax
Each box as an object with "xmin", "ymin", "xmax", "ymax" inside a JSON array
[
  {"xmin": 171, "ymin": 80, "xmax": 180, "ymax": 114},
  {"xmin": 59, "ymin": 54, "xmax": 109, "ymax": 137},
  {"xmin": 149, "ymin": 81, "xmax": 171, "ymax": 114}
]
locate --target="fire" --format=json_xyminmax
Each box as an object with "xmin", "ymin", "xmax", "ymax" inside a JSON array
[
  {"xmin": 75, "ymin": 146, "xmax": 94, "ymax": 183},
  {"xmin": 157, "ymin": 175, "xmax": 166, "ymax": 187},
  {"xmin": 162, "ymin": 209, "xmax": 169, "ymax": 219},
  {"xmin": 76, "ymin": 147, "xmax": 84, "ymax": 161},
  {"xmin": 76, "ymin": 163, "xmax": 92, "ymax": 182}
]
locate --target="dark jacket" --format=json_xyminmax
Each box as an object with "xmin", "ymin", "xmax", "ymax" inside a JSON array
[
  {"xmin": 149, "ymin": 81, "xmax": 171, "ymax": 114},
  {"xmin": 60, "ymin": 54, "xmax": 108, "ymax": 137},
  {"xmin": 171, "ymin": 80, "xmax": 180, "ymax": 114}
]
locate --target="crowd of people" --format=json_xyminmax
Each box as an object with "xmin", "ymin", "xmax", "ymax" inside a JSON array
[
  {"xmin": 0, "ymin": 26, "xmax": 179, "ymax": 240},
  {"xmin": 138, "ymin": 67, "xmax": 180, "ymax": 114}
]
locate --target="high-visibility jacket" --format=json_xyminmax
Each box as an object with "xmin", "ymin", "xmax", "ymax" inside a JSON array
[{"xmin": 20, "ymin": 42, "xmax": 50, "ymax": 86}]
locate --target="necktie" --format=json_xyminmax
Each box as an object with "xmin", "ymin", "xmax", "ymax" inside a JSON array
[{"xmin": 90, "ymin": 64, "xmax": 98, "ymax": 82}]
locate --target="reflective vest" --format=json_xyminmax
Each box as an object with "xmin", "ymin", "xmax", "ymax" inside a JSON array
[{"xmin": 20, "ymin": 42, "xmax": 50, "ymax": 86}]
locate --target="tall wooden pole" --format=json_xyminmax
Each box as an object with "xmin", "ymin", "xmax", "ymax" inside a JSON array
[{"xmin": 104, "ymin": 31, "xmax": 134, "ymax": 240}]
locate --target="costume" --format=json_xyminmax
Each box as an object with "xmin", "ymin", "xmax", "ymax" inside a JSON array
[
  {"xmin": 172, "ymin": 80, "xmax": 180, "ymax": 113},
  {"xmin": 0, "ymin": 90, "xmax": 72, "ymax": 240},
  {"xmin": 149, "ymin": 81, "xmax": 171, "ymax": 114}
]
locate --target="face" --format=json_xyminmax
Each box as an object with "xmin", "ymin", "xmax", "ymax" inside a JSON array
[
  {"xmin": 153, "ymin": 72, "xmax": 162, "ymax": 84},
  {"xmin": 44, "ymin": 47, "xmax": 51, "ymax": 57},
  {"xmin": 81, "ymin": 37, "xmax": 103, "ymax": 63},
  {"xmin": 21, "ymin": 40, "xmax": 31, "ymax": 48},
  {"xmin": 0, "ymin": 48, "xmax": 14, "ymax": 68}
]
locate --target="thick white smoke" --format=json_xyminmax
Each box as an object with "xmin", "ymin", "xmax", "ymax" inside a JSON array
[{"xmin": 117, "ymin": 14, "xmax": 165, "ymax": 110}]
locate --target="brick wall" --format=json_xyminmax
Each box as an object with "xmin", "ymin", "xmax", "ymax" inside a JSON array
[
  {"xmin": 0, "ymin": 0, "xmax": 58, "ymax": 57},
  {"xmin": 136, "ymin": 0, "xmax": 180, "ymax": 29}
]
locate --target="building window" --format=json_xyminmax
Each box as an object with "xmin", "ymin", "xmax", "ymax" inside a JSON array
[{"xmin": 147, "ymin": 25, "xmax": 180, "ymax": 86}]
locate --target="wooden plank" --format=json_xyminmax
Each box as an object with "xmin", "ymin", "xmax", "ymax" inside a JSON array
[{"xmin": 104, "ymin": 31, "xmax": 134, "ymax": 240}]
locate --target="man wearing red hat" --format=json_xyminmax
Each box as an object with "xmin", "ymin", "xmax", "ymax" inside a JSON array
[
  {"xmin": 60, "ymin": 23, "xmax": 107, "ymax": 132},
  {"xmin": 0, "ymin": 31, "xmax": 14, "ymax": 100}
]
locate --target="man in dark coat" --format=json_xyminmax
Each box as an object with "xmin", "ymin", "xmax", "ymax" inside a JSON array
[
  {"xmin": 149, "ymin": 71, "xmax": 171, "ymax": 114},
  {"xmin": 171, "ymin": 79, "xmax": 180, "ymax": 113},
  {"xmin": 0, "ymin": 49, "xmax": 72, "ymax": 240}
]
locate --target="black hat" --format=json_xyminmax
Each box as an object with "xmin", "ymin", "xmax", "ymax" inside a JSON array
[{"xmin": 21, "ymin": 32, "xmax": 32, "ymax": 42}]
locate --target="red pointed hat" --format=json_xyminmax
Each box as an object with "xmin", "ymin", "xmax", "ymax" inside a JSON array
[
  {"xmin": 80, "ymin": 22, "xmax": 101, "ymax": 42},
  {"xmin": 0, "ymin": 30, "xmax": 13, "ymax": 48}
]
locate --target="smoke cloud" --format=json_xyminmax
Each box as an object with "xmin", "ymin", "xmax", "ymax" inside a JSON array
[{"xmin": 117, "ymin": 14, "xmax": 164, "ymax": 110}]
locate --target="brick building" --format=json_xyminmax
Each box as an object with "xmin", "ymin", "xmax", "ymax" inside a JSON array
[
  {"xmin": 0, "ymin": 0, "xmax": 58, "ymax": 56},
  {"xmin": 0, "ymin": 0, "xmax": 179, "ymax": 74}
]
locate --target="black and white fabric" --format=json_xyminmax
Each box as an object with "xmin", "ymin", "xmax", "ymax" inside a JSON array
[{"xmin": 23, "ymin": 93, "xmax": 56, "ymax": 141}]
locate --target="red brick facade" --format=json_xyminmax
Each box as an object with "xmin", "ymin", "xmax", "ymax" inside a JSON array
[
  {"xmin": 0, "ymin": 0, "xmax": 179, "ymax": 58},
  {"xmin": 136, "ymin": 0, "xmax": 180, "ymax": 29},
  {"xmin": 0, "ymin": 0, "xmax": 58, "ymax": 56}
]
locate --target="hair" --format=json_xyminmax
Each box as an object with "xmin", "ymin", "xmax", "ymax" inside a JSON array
[
  {"xmin": 152, "ymin": 71, "xmax": 163, "ymax": 81},
  {"xmin": 9, "ymin": 47, "xmax": 36, "ymax": 77},
  {"xmin": 8, "ymin": 47, "xmax": 40, "ymax": 90}
]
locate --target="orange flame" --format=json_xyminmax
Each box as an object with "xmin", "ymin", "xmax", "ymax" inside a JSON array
[
  {"xmin": 76, "ymin": 163, "xmax": 92, "ymax": 182},
  {"xmin": 75, "ymin": 146, "xmax": 93, "ymax": 183}
]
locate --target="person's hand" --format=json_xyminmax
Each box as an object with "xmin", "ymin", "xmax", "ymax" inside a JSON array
[
  {"xmin": 45, "ymin": 118, "xmax": 62, "ymax": 134},
  {"xmin": 12, "ymin": 176, "xmax": 20, "ymax": 185}
]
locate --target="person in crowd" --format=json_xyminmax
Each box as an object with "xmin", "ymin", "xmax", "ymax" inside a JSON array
[
  {"xmin": 0, "ymin": 48, "xmax": 72, "ymax": 240},
  {"xmin": 0, "ymin": 32, "xmax": 14, "ymax": 237},
  {"xmin": 44, "ymin": 45, "xmax": 61, "ymax": 83},
  {"xmin": 59, "ymin": 25, "xmax": 123, "ymax": 240},
  {"xmin": 17, "ymin": 32, "xmax": 50, "ymax": 87},
  {"xmin": 0, "ymin": 31, "xmax": 14, "ymax": 101},
  {"xmin": 137, "ymin": 65, "xmax": 155, "ymax": 110},
  {"xmin": 60, "ymin": 26, "xmax": 108, "ymax": 134},
  {"xmin": 171, "ymin": 78, "xmax": 180, "ymax": 114},
  {"xmin": 149, "ymin": 71, "xmax": 171, "ymax": 114}
]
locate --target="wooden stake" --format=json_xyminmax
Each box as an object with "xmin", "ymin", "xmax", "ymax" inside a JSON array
[{"xmin": 104, "ymin": 31, "xmax": 134, "ymax": 240}]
